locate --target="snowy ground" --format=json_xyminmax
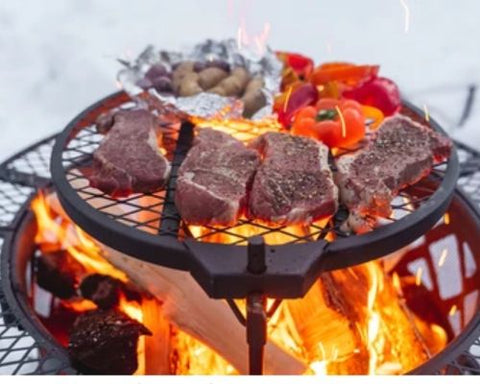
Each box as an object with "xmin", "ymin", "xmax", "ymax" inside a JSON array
[{"xmin": 0, "ymin": 0, "xmax": 479, "ymax": 161}]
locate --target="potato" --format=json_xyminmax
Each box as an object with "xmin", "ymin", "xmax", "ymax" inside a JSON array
[
  {"xmin": 198, "ymin": 67, "xmax": 229, "ymax": 90},
  {"xmin": 172, "ymin": 61, "xmax": 195, "ymax": 93},
  {"xmin": 178, "ymin": 72, "xmax": 203, "ymax": 97},
  {"xmin": 241, "ymin": 77, "xmax": 267, "ymax": 117},
  {"xmin": 208, "ymin": 67, "xmax": 250, "ymax": 97}
]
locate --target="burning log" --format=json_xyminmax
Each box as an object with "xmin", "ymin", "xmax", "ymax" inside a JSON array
[
  {"xmin": 79, "ymin": 273, "xmax": 142, "ymax": 309},
  {"xmin": 68, "ymin": 309, "xmax": 152, "ymax": 375},
  {"xmin": 286, "ymin": 277, "xmax": 358, "ymax": 362},
  {"xmin": 141, "ymin": 298, "xmax": 173, "ymax": 374},
  {"xmin": 35, "ymin": 250, "xmax": 86, "ymax": 299}
]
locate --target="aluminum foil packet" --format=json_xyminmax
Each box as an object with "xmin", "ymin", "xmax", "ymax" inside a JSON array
[{"xmin": 117, "ymin": 39, "xmax": 283, "ymax": 119}]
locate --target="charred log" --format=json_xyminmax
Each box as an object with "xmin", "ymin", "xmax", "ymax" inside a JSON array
[
  {"xmin": 35, "ymin": 250, "xmax": 86, "ymax": 299},
  {"xmin": 68, "ymin": 309, "xmax": 152, "ymax": 375}
]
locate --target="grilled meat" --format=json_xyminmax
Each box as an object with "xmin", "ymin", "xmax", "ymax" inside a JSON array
[
  {"xmin": 335, "ymin": 115, "xmax": 452, "ymax": 231},
  {"xmin": 175, "ymin": 128, "xmax": 260, "ymax": 225},
  {"xmin": 249, "ymin": 132, "xmax": 338, "ymax": 224},
  {"xmin": 88, "ymin": 109, "xmax": 170, "ymax": 196}
]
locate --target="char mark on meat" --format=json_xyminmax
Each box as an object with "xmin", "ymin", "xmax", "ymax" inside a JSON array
[
  {"xmin": 175, "ymin": 128, "xmax": 260, "ymax": 225},
  {"xmin": 88, "ymin": 109, "xmax": 170, "ymax": 196},
  {"xmin": 249, "ymin": 132, "xmax": 338, "ymax": 225},
  {"xmin": 335, "ymin": 114, "xmax": 452, "ymax": 232}
]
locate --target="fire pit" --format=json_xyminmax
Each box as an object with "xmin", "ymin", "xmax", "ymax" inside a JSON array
[{"xmin": 0, "ymin": 91, "xmax": 479, "ymax": 375}]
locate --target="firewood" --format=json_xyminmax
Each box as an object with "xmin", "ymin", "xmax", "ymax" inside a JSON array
[
  {"xmin": 286, "ymin": 278, "xmax": 359, "ymax": 362},
  {"xmin": 142, "ymin": 298, "xmax": 172, "ymax": 374},
  {"xmin": 100, "ymin": 244, "xmax": 307, "ymax": 375},
  {"xmin": 46, "ymin": 189, "xmax": 307, "ymax": 374}
]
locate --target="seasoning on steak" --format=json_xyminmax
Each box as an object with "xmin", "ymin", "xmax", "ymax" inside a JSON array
[
  {"xmin": 249, "ymin": 132, "xmax": 338, "ymax": 224},
  {"xmin": 68, "ymin": 309, "xmax": 151, "ymax": 375},
  {"xmin": 335, "ymin": 114, "xmax": 452, "ymax": 232},
  {"xmin": 175, "ymin": 128, "xmax": 260, "ymax": 225},
  {"xmin": 88, "ymin": 109, "xmax": 170, "ymax": 196}
]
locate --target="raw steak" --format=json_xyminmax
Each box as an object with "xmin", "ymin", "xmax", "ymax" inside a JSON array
[
  {"xmin": 88, "ymin": 109, "xmax": 170, "ymax": 196},
  {"xmin": 175, "ymin": 128, "xmax": 260, "ymax": 225},
  {"xmin": 249, "ymin": 132, "xmax": 338, "ymax": 224},
  {"xmin": 335, "ymin": 115, "xmax": 452, "ymax": 230}
]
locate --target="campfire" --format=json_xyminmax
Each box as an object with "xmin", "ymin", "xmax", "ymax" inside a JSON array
[{"xmin": 31, "ymin": 191, "xmax": 448, "ymax": 375}]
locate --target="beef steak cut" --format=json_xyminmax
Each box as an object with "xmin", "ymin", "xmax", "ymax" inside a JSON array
[
  {"xmin": 249, "ymin": 132, "xmax": 338, "ymax": 224},
  {"xmin": 88, "ymin": 109, "xmax": 170, "ymax": 196},
  {"xmin": 335, "ymin": 115, "xmax": 452, "ymax": 230},
  {"xmin": 175, "ymin": 128, "xmax": 260, "ymax": 225}
]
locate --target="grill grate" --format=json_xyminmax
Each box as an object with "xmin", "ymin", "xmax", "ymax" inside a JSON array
[
  {"xmin": 58, "ymin": 102, "xmax": 453, "ymax": 247},
  {"xmin": 0, "ymin": 116, "xmax": 478, "ymax": 375}
]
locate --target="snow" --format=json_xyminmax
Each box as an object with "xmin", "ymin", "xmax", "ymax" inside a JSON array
[{"xmin": 1, "ymin": 0, "xmax": 479, "ymax": 161}]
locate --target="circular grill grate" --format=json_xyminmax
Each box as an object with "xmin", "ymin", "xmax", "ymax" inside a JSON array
[
  {"xmin": 50, "ymin": 94, "xmax": 459, "ymax": 291},
  {"xmin": 0, "ymin": 120, "xmax": 478, "ymax": 375}
]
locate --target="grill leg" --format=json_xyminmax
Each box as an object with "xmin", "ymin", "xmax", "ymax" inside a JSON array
[{"xmin": 246, "ymin": 293, "xmax": 267, "ymax": 375}]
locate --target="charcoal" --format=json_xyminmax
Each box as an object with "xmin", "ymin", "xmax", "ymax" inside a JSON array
[
  {"xmin": 80, "ymin": 274, "xmax": 143, "ymax": 309},
  {"xmin": 69, "ymin": 309, "xmax": 151, "ymax": 375},
  {"xmin": 35, "ymin": 250, "xmax": 86, "ymax": 299},
  {"xmin": 80, "ymin": 274, "xmax": 121, "ymax": 309}
]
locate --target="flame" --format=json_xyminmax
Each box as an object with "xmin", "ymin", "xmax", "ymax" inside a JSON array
[
  {"xmin": 236, "ymin": 18, "xmax": 271, "ymax": 56},
  {"xmin": 190, "ymin": 114, "xmax": 283, "ymax": 143},
  {"xmin": 33, "ymin": 192, "xmax": 448, "ymax": 375}
]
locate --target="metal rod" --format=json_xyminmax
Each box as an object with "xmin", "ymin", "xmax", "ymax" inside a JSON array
[
  {"xmin": 247, "ymin": 236, "xmax": 266, "ymax": 274},
  {"xmin": 246, "ymin": 293, "xmax": 267, "ymax": 375},
  {"xmin": 158, "ymin": 121, "xmax": 194, "ymax": 236}
]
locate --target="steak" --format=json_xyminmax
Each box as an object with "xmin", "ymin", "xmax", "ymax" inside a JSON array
[
  {"xmin": 249, "ymin": 132, "xmax": 338, "ymax": 224},
  {"xmin": 335, "ymin": 115, "xmax": 452, "ymax": 230},
  {"xmin": 175, "ymin": 128, "xmax": 260, "ymax": 225},
  {"xmin": 88, "ymin": 109, "xmax": 170, "ymax": 196}
]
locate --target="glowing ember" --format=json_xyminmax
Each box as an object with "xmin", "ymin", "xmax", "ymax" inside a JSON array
[
  {"xmin": 444, "ymin": 212, "xmax": 450, "ymax": 225},
  {"xmin": 415, "ymin": 267, "xmax": 423, "ymax": 286}
]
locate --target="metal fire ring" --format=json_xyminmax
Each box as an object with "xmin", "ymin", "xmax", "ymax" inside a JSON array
[{"xmin": 50, "ymin": 92, "xmax": 459, "ymax": 298}]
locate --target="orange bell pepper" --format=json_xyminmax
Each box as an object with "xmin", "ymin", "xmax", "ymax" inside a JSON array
[
  {"xmin": 311, "ymin": 62, "xmax": 379, "ymax": 86},
  {"xmin": 292, "ymin": 98, "xmax": 366, "ymax": 148}
]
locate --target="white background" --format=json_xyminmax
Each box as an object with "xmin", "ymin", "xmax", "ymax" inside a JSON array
[{"xmin": 1, "ymin": 0, "xmax": 479, "ymax": 162}]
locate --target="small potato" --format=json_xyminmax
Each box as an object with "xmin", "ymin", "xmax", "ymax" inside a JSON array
[
  {"xmin": 208, "ymin": 67, "xmax": 250, "ymax": 97},
  {"xmin": 178, "ymin": 72, "xmax": 203, "ymax": 97},
  {"xmin": 242, "ymin": 89, "xmax": 267, "ymax": 117},
  {"xmin": 172, "ymin": 61, "xmax": 195, "ymax": 93},
  {"xmin": 198, "ymin": 67, "xmax": 229, "ymax": 90}
]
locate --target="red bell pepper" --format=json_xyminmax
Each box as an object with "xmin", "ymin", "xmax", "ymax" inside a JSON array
[{"xmin": 342, "ymin": 77, "xmax": 401, "ymax": 116}]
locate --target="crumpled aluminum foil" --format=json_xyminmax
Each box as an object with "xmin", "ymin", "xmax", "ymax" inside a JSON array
[{"xmin": 117, "ymin": 39, "xmax": 283, "ymax": 119}]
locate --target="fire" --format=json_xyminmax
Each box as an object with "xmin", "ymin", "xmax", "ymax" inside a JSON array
[
  {"xmin": 32, "ymin": 190, "xmax": 449, "ymax": 375},
  {"xmin": 190, "ymin": 114, "xmax": 283, "ymax": 143}
]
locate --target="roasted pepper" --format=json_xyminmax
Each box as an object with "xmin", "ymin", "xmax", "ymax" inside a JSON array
[
  {"xmin": 292, "ymin": 98, "xmax": 366, "ymax": 148},
  {"xmin": 311, "ymin": 62, "xmax": 379, "ymax": 87},
  {"xmin": 342, "ymin": 77, "xmax": 401, "ymax": 116},
  {"xmin": 274, "ymin": 83, "xmax": 318, "ymax": 127}
]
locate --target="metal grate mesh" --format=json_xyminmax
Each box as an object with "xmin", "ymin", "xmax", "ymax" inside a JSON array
[
  {"xmin": 0, "ymin": 132, "xmax": 478, "ymax": 375},
  {"xmin": 58, "ymin": 101, "xmax": 453, "ymax": 247}
]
